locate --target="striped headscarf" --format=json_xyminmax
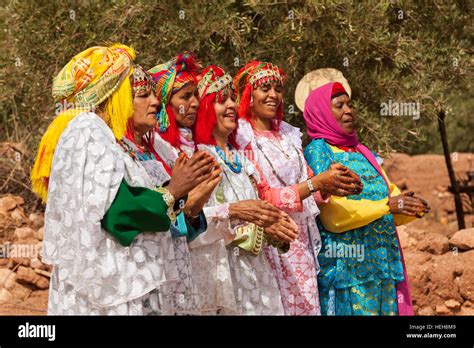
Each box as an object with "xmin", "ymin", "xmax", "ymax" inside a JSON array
[{"xmin": 148, "ymin": 51, "xmax": 201, "ymax": 133}]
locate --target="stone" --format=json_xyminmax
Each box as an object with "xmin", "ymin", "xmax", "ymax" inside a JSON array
[
  {"xmin": 398, "ymin": 227, "xmax": 409, "ymax": 249},
  {"xmin": 0, "ymin": 195, "xmax": 22, "ymax": 213},
  {"xmin": 29, "ymin": 289, "xmax": 48, "ymax": 298},
  {"xmin": 460, "ymin": 301, "xmax": 474, "ymax": 315},
  {"xmin": 444, "ymin": 299, "xmax": 461, "ymax": 310},
  {"xmin": 15, "ymin": 266, "xmax": 49, "ymax": 290},
  {"xmin": 0, "ymin": 268, "xmax": 17, "ymax": 290},
  {"xmin": 449, "ymin": 228, "xmax": 474, "ymax": 251},
  {"xmin": 10, "ymin": 207, "xmax": 26, "ymax": 222},
  {"xmin": 0, "ymin": 288, "xmax": 14, "ymax": 303},
  {"xmin": 417, "ymin": 307, "xmax": 435, "ymax": 316},
  {"xmin": 404, "ymin": 250, "xmax": 433, "ymax": 308},
  {"xmin": 457, "ymin": 251, "xmax": 474, "ymax": 302},
  {"xmin": 420, "ymin": 252, "xmax": 464, "ymax": 306},
  {"xmin": 30, "ymin": 258, "xmax": 45, "ymax": 270},
  {"xmin": 12, "ymin": 257, "xmax": 30, "ymax": 267},
  {"xmin": 13, "ymin": 227, "xmax": 36, "ymax": 241},
  {"xmin": 435, "ymin": 304, "xmax": 451, "ymax": 315},
  {"xmin": 408, "ymin": 237, "xmax": 418, "ymax": 247},
  {"xmin": 36, "ymin": 227, "xmax": 44, "ymax": 241},
  {"xmin": 418, "ymin": 233, "xmax": 450, "ymax": 255},
  {"xmin": 28, "ymin": 213, "xmax": 44, "ymax": 229},
  {"xmin": 9, "ymin": 282, "xmax": 33, "ymax": 301}
]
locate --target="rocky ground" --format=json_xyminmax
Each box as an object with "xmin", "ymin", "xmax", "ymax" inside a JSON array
[
  {"xmin": 0, "ymin": 152, "xmax": 473, "ymax": 315},
  {"xmin": 384, "ymin": 152, "xmax": 473, "ymax": 316}
]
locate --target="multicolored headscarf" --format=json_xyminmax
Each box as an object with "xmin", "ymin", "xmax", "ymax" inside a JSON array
[
  {"xmin": 31, "ymin": 44, "xmax": 136, "ymax": 202},
  {"xmin": 194, "ymin": 65, "xmax": 238, "ymax": 147},
  {"xmin": 198, "ymin": 65, "xmax": 233, "ymax": 101},
  {"xmin": 233, "ymin": 61, "xmax": 286, "ymax": 131},
  {"xmin": 52, "ymin": 44, "xmax": 134, "ymax": 109},
  {"xmin": 148, "ymin": 51, "xmax": 201, "ymax": 133}
]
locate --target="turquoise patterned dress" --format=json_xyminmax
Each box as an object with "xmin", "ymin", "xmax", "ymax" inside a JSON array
[{"xmin": 304, "ymin": 139, "xmax": 404, "ymax": 315}]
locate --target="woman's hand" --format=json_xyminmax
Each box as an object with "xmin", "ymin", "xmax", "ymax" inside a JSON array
[
  {"xmin": 167, "ymin": 151, "xmax": 217, "ymax": 199},
  {"xmin": 229, "ymin": 200, "xmax": 281, "ymax": 228},
  {"xmin": 312, "ymin": 163, "xmax": 363, "ymax": 197},
  {"xmin": 264, "ymin": 212, "xmax": 299, "ymax": 243},
  {"xmin": 184, "ymin": 167, "xmax": 222, "ymax": 217},
  {"xmin": 388, "ymin": 191, "xmax": 430, "ymax": 216}
]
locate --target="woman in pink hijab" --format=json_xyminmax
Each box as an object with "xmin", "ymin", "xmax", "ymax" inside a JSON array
[{"xmin": 304, "ymin": 82, "xmax": 430, "ymax": 316}]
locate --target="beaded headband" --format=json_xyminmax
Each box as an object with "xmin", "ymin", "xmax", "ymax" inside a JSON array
[
  {"xmin": 131, "ymin": 64, "xmax": 155, "ymax": 97},
  {"xmin": 248, "ymin": 65, "xmax": 283, "ymax": 88}
]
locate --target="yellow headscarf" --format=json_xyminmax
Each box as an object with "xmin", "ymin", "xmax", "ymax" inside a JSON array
[{"xmin": 31, "ymin": 44, "xmax": 136, "ymax": 202}]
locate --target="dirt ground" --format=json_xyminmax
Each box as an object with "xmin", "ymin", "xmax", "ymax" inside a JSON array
[{"xmin": 0, "ymin": 152, "xmax": 473, "ymax": 315}]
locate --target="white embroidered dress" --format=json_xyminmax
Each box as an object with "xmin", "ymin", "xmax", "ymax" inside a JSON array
[
  {"xmin": 188, "ymin": 144, "xmax": 284, "ymax": 315},
  {"xmin": 122, "ymin": 137, "xmax": 200, "ymax": 315},
  {"xmin": 43, "ymin": 112, "xmax": 180, "ymax": 315},
  {"xmin": 236, "ymin": 119, "xmax": 322, "ymax": 315}
]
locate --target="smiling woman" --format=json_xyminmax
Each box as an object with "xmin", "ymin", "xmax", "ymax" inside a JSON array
[
  {"xmin": 233, "ymin": 61, "xmax": 362, "ymax": 315},
  {"xmin": 191, "ymin": 65, "xmax": 307, "ymax": 314}
]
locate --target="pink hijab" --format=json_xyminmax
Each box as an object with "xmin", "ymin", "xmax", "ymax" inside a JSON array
[
  {"xmin": 303, "ymin": 82, "xmax": 414, "ymax": 316},
  {"xmin": 303, "ymin": 82, "xmax": 389, "ymax": 188}
]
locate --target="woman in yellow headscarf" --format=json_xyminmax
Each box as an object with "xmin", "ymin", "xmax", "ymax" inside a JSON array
[{"xmin": 32, "ymin": 44, "xmax": 215, "ymax": 315}]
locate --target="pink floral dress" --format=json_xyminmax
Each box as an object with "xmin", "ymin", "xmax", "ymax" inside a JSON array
[{"xmin": 236, "ymin": 118, "xmax": 323, "ymax": 315}]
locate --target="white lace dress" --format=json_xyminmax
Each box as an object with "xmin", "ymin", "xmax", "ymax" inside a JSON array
[
  {"xmin": 187, "ymin": 144, "xmax": 284, "ymax": 315},
  {"xmin": 122, "ymin": 137, "xmax": 200, "ymax": 315},
  {"xmin": 43, "ymin": 112, "xmax": 180, "ymax": 315},
  {"xmin": 236, "ymin": 119, "xmax": 322, "ymax": 315}
]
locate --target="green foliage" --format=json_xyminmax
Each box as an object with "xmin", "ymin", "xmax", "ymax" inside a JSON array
[{"xmin": 1, "ymin": 0, "xmax": 472, "ymax": 164}]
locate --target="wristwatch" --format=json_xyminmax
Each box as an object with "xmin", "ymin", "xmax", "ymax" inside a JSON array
[
  {"xmin": 155, "ymin": 187, "xmax": 177, "ymax": 221},
  {"xmin": 306, "ymin": 178, "xmax": 316, "ymax": 193}
]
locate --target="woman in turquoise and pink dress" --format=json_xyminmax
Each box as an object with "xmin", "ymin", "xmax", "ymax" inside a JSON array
[{"xmin": 303, "ymin": 81, "xmax": 430, "ymax": 315}]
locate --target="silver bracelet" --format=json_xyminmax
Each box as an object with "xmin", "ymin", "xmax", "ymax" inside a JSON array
[{"xmin": 306, "ymin": 178, "xmax": 316, "ymax": 193}]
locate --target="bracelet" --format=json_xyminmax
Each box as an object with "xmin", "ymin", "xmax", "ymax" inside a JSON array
[
  {"xmin": 155, "ymin": 187, "xmax": 177, "ymax": 221},
  {"xmin": 306, "ymin": 178, "xmax": 316, "ymax": 193}
]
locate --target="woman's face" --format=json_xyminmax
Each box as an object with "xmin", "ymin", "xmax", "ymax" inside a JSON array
[
  {"xmin": 213, "ymin": 92, "xmax": 237, "ymax": 138},
  {"xmin": 330, "ymin": 94, "xmax": 356, "ymax": 134},
  {"xmin": 250, "ymin": 82, "xmax": 283, "ymax": 120},
  {"xmin": 169, "ymin": 83, "xmax": 199, "ymax": 128},
  {"xmin": 131, "ymin": 88, "xmax": 159, "ymax": 134}
]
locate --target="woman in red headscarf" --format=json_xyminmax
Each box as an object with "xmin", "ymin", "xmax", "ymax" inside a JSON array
[
  {"xmin": 191, "ymin": 65, "xmax": 300, "ymax": 314},
  {"xmin": 233, "ymin": 61, "xmax": 362, "ymax": 315},
  {"xmin": 303, "ymin": 81, "xmax": 429, "ymax": 315}
]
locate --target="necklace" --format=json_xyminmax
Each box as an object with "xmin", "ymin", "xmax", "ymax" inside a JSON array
[
  {"xmin": 120, "ymin": 138, "xmax": 156, "ymax": 162},
  {"xmin": 215, "ymin": 144, "xmax": 242, "ymax": 174},
  {"xmin": 272, "ymin": 135, "xmax": 291, "ymax": 160},
  {"xmin": 254, "ymin": 135, "xmax": 304, "ymax": 187}
]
